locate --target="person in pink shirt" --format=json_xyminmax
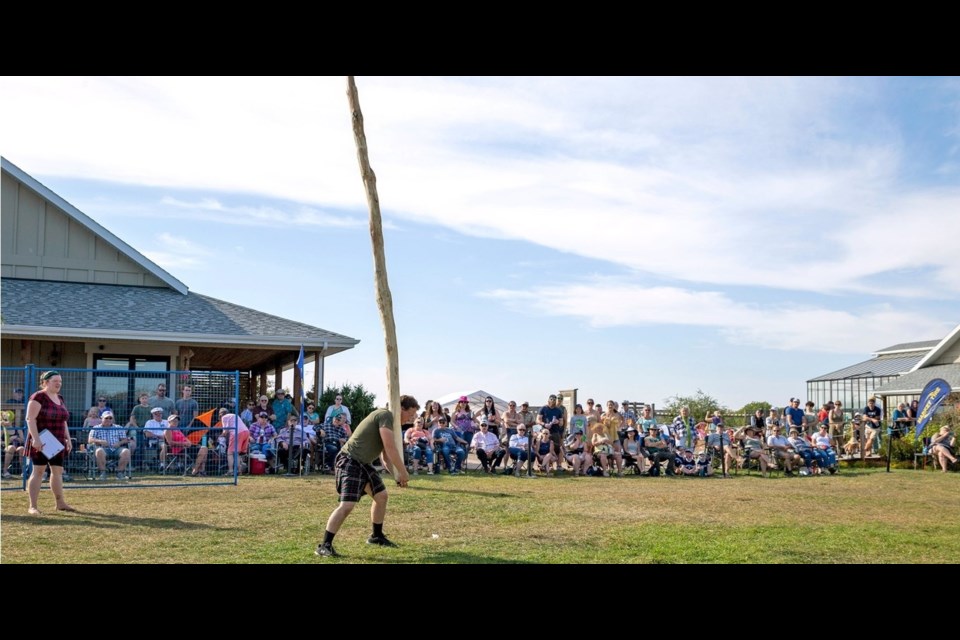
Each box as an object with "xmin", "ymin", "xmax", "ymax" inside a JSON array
[{"xmin": 220, "ymin": 413, "xmax": 250, "ymax": 475}]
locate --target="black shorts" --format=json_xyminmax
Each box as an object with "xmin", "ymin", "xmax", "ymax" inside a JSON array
[{"xmin": 30, "ymin": 448, "xmax": 65, "ymax": 467}]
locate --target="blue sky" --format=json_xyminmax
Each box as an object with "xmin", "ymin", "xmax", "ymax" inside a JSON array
[{"xmin": 2, "ymin": 76, "xmax": 958, "ymax": 409}]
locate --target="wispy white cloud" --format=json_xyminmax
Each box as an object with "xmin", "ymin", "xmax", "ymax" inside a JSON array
[
  {"xmin": 481, "ymin": 278, "xmax": 954, "ymax": 354},
  {"xmin": 3, "ymin": 76, "xmax": 958, "ymax": 299},
  {"xmin": 140, "ymin": 233, "xmax": 209, "ymax": 269}
]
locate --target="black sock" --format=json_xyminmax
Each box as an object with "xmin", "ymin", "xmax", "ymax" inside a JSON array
[
  {"xmin": 323, "ymin": 530, "xmax": 335, "ymax": 545},
  {"xmin": 373, "ymin": 523, "xmax": 384, "ymax": 538}
]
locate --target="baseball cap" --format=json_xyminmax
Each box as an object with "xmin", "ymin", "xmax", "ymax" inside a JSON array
[
  {"xmin": 100, "ymin": 410, "xmax": 114, "ymax": 419},
  {"xmin": 258, "ymin": 411, "xmax": 270, "ymax": 418},
  {"xmin": 151, "ymin": 407, "xmax": 163, "ymax": 413}
]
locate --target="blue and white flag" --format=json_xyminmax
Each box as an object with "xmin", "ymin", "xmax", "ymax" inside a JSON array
[
  {"xmin": 915, "ymin": 378, "xmax": 951, "ymax": 439},
  {"xmin": 296, "ymin": 345, "xmax": 306, "ymax": 422}
]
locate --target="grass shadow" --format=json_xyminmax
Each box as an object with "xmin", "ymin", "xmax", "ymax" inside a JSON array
[{"xmin": 3, "ymin": 511, "xmax": 238, "ymax": 531}]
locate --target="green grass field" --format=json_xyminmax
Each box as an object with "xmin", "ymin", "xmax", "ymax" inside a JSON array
[{"xmin": 2, "ymin": 467, "xmax": 958, "ymax": 564}]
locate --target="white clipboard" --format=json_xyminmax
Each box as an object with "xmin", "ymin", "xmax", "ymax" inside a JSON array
[{"xmin": 38, "ymin": 428, "xmax": 65, "ymax": 458}]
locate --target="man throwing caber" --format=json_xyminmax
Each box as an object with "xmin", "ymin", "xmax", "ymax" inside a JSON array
[{"xmin": 316, "ymin": 395, "xmax": 419, "ymax": 558}]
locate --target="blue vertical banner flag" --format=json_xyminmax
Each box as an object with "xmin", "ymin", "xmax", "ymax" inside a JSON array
[
  {"xmin": 914, "ymin": 378, "xmax": 951, "ymax": 439},
  {"xmin": 296, "ymin": 345, "xmax": 306, "ymax": 411}
]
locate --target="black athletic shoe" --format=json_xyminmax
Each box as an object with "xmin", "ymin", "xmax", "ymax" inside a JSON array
[
  {"xmin": 315, "ymin": 543, "xmax": 339, "ymax": 557},
  {"xmin": 366, "ymin": 534, "xmax": 398, "ymax": 548}
]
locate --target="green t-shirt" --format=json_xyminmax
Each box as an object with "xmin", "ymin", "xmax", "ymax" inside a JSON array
[
  {"xmin": 130, "ymin": 405, "xmax": 153, "ymax": 427},
  {"xmin": 343, "ymin": 408, "xmax": 394, "ymax": 464}
]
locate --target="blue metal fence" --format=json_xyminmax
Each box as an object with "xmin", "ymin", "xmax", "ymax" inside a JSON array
[{"xmin": 1, "ymin": 366, "xmax": 240, "ymax": 491}]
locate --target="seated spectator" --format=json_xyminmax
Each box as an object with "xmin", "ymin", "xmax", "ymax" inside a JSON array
[
  {"xmin": 144, "ymin": 407, "xmax": 169, "ymax": 468},
  {"xmin": 643, "ymin": 424, "xmax": 676, "ymax": 476},
  {"xmin": 87, "ymin": 410, "xmax": 132, "ymax": 480},
  {"xmin": 675, "ymin": 448, "xmax": 700, "ymax": 476},
  {"xmin": 591, "ymin": 425, "xmax": 616, "ymax": 477},
  {"xmin": 507, "ymin": 425, "xmax": 532, "ymax": 476},
  {"xmin": 321, "ymin": 414, "xmax": 349, "ymax": 471},
  {"xmin": 930, "ymin": 426, "xmax": 957, "ymax": 472},
  {"xmin": 164, "ymin": 414, "xmax": 208, "ymax": 476},
  {"xmin": 705, "ymin": 424, "xmax": 737, "ymax": 476},
  {"xmin": 737, "ymin": 426, "xmax": 774, "ymax": 476},
  {"xmin": 470, "ymin": 419, "xmax": 505, "ymax": 474},
  {"xmin": 249, "ymin": 411, "xmax": 277, "ymax": 466},
  {"xmin": 563, "ymin": 428, "xmax": 588, "ymax": 477},
  {"xmin": 83, "ymin": 406, "xmax": 102, "ymax": 430},
  {"xmin": 275, "ymin": 414, "xmax": 309, "ymax": 472},
  {"xmin": 766, "ymin": 425, "xmax": 797, "ymax": 476},
  {"xmin": 2, "ymin": 411, "xmax": 25, "ymax": 479},
  {"xmin": 621, "ymin": 426, "xmax": 645, "ymax": 474},
  {"xmin": 812, "ymin": 424, "xmax": 838, "ymax": 473},
  {"xmin": 220, "ymin": 413, "xmax": 250, "ymax": 476},
  {"xmin": 535, "ymin": 426, "xmax": 561, "ymax": 475},
  {"xmin": 787, "ymin": 428, "xmax": 828, "ymax": 475},
  {"xmin": 433, "ymin": 418, "xmax": 468, "ymax": 475},
  {"xmin": 405, "ymin": 417, "xmax": 435, "ymax": 475}
]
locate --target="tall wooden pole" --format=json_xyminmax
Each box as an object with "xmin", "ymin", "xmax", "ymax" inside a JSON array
[{"xmin": 346, "ymin": 76, "xmax": 404, "ymax": 481}]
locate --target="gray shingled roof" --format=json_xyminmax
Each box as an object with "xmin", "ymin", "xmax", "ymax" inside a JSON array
[
  {"xmin": 0, "ymin": 278, "xmax": 358, "ymax": 346},
  {"xmin": 874, "ymin": 340, "xmax": 941, "ymax": 354},
  {"xmin": 807, "ymin": 353, "xmax": 925, "ymax": 382},
  {"xmin": 874, "ymin": 364, "xmax": 960, "ymax": 395}
]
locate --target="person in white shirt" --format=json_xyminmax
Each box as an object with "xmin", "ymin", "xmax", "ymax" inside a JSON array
[
  {"xmin": 144, "ymin": 407, "xmax": 169, "ymax": 468},
  {"xmin": 765, "ymin": 425, "xmax": 797, "ymax": 476},
  {"xmin": 506, "ymin": 426, "xmax": 532, "ymax": 476},
  {"xmin": 470, "ymin": 420, "xmax": 505, "ymax": 473}
]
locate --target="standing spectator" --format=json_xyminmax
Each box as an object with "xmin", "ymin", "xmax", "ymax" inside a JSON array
[
  {"xmin": 6, "ymin": 387, "xmax": 25, "ymax": 405},
  {"xmin": 323, "ymin": 393, "xmax": 353, "ymax": 430},
  {"xmin": 147, "ymin": 383, "xmax": 176, "ymax": 418},
  {"xmin": 220, "ymin": 413, "xmax": 250, "ymax": 476},
  {"xmin": 804, "ymin": 401, "xmax": 819, "ymax": 434},
  {"xmin": 501, "ymin": 401, "xmax": 522, "ymax": 441},
  {"xmin": 764, "ymin": 408, "xmax": 781, "ymax": 439},
  {"xmin": 750, "ymin": 409, "xmax": 766, "ymax": 432},
  {"xmin": 254, "ymin": 394, "xmax": 273, "ymax": 423},
  {"xmin": 621, "ymin": 400, "xmax": 637, "ymax": 428},
  {"xmin": 517, "ymin": 401, "xmax": 536, "ymax": 432},
  {"xmin": 862, "ymin": 397, "xmax": 883, "ymax": 455},
  {"xmin": 891, "ymin": 402, "xmax": 911, "ymax": 438},
  {"xmin": 673, "ymin": 406, "xmax": 697, "ymax": 451},
  {"xmin": 907, "ymin": 399, "xmax": 920, "ymax": 425},
  {"xmin": 470, "ymin": 420, "xmax": 505, "ymax": 473},
  {"xmin": 175, "ymin": 385, "xmax": 199, "ymax": 429},
  {"xmin": 127, "ymin": 393, "xmax": 153, "ymax": 428},
  {"xmin": 87, "ymin": 411, "xmax": 131, "ymax": 481},
  {"xmin": 452, "ymin": 397, "xmax": 478, "ymax": 447},
  {"xmin": 784, "ymin": 398, "xmax": 805, "ymax": 434},
  {"xmin": 568, "ymin": 404, "xmax": 588, "ymax": 440},
  {"xmin": 24, "ymin": 371, "xmax": 75, "ymax": 514},
  {"xmin": 538, "ymin": 394, "xmax": 566, "ymax": 463},
  {"xmin": 240, "ymin": 400, "xmax": 256, "ymax": 426},
  {"xmin": 271, "ymin": 389, "xmax": 294, "ymax": 430},
  {"xmin": 827, "ymin": 401, "xmax": 845, "ymax": 451},
  {"xmin": 89, "ymin": 394, "xmax": 111, "ymax": 418},
  {"xmin": 304, "ymin": 402, "xmax": 321, "ymax": 426},
  {"xmin": 475, "ymin": 397, "xmax": 501, "ymax": 436},
  {"xmin": 422, "ymin": 400, "xmax": 445, "ymax": 431},
  {"xmin": 598, "ymin": 400, "xmax": 624, "ymax": 475}
]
